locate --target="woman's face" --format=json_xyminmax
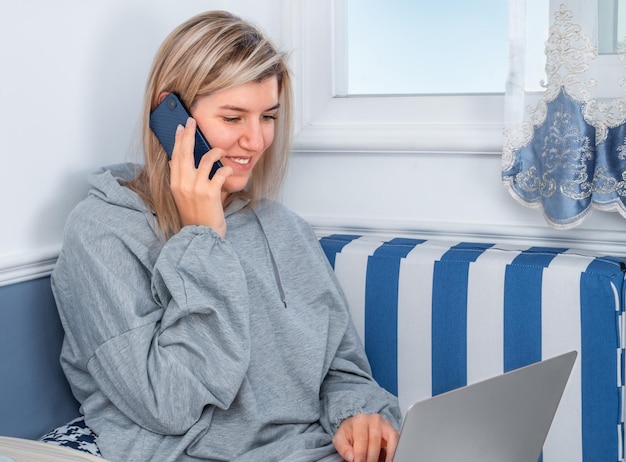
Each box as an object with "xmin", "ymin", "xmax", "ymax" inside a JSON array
[{"xmin": 191, "ymin": 76, "xmax": 279, "ymax": 195}]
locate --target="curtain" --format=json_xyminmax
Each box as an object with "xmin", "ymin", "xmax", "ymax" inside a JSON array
[{"xmin": 503, "ymin": 0, "xmax": 626, "ymax": 229}]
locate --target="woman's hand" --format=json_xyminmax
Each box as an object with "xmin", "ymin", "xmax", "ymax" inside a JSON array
[
  {"xmin": 333, "ymin": 413, "xmax": 399, "ymax": 462},
  {"xmin": 169, "ymin": 117, "xmax": 232, "ymax": 238}
]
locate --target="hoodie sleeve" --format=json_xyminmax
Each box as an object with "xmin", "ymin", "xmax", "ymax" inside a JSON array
[
  {"xmin": 317, "ymin": 297, "xmax": 403, "ymax": 436},
  {"xmin": 52, "ymin": 203, "xmax": 251, "ymax": 436},
  {"xmin": 293, "ymin": 226, "xmax": 402, "ymax": 436}
]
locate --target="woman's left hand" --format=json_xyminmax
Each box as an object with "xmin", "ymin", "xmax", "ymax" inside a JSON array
[{"xmin": 333, "ymin": 413, "xmax": 399, "ymax": 462}]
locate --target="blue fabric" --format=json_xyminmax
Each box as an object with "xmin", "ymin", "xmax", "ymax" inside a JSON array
[
  {"xmin": 501, "ymin": 247, "xmax": 566, "ymax": 462},
  {"xmin": 431, "ymin": 243, "xmax": 493, "ymax": 396},
  {"xmin": 40, "ymin": 416, "xmax": 101, "ymax": 457},
  {"xmin": 503, "ymin": 247, "xmax": 565, "ymax": 372},
  {"xmin": 0, "ymin": 277, "xmax": 79, "ymax": 439},
  {"xmin": 318, "ymin": 234, "xmax": 361, "ymax": 268},
  {"xmin": 504, "ymin": 87, "xmax": 626, "ymax": 227},
  {"xmin": 314, "ymin": 236, "xmax": 626, "ymax": 461},
  {"xmin": 503, "ymin": 89, "xmax": 600, "ymax": 227},
  {"xmin": 591, "ymin": 122, "xmax": 626, "ymax": 213},
  {"xmin": 580, "ymin": 258, "xmax": 624, "ymax": 461},
  {"xmin": 364, "ymin": 238, "xmax": 425, "ymax": 395}
]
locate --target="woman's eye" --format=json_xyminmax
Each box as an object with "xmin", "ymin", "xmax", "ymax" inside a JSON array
[
  {"xmin": 223, "ymin": 117, "xmax": 241, "ymax": 123},
  {"xmin": 262, "ymin": 114, "xmax": 277, "ymax": 122}
]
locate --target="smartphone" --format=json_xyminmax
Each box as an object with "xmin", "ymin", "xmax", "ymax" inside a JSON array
[{"xmin": 149, "ymin": 93, "xmax": 222, "ymax": 179}]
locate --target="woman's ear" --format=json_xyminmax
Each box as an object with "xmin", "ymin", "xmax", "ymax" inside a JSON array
[{"xmin": 157, "ymin": 91, "xmax": 170, "ymax": 105}]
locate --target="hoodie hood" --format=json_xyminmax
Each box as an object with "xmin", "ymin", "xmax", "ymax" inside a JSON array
[
  {"xmin": 87, "ymin": 163, "xmax": 164, "ymax": 242},
  {"xmin": 89, "ymin": 163, "xmax": 145, "ymax": 211},
  {"xmin": 87, "ymin": 162, "xmax": 250, "ymax": 242}
]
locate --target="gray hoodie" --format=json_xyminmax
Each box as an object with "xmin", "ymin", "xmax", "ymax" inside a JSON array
[{"xmin": 51, "ymin": 163, "xmax": 401, "ymax": 462}]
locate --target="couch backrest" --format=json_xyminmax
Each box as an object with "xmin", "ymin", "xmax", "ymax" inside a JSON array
[
  {"xmin": 3, "ymin": 234, "xmax": 626, "ymax": 462},
  {"xmin": 0, "ymin": 277, "xmax": 79, "ymax": 439},
  {"xmin": 319, "ymin": 234, "xmax": 626, "ymax": 462}
]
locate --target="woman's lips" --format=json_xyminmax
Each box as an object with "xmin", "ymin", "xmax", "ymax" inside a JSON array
[
  {"xmin": 230, "ymin": 157, "xmax": 250, "ymax": 165},
  {"xmin": 223, "ymin": 156, "xmax": 253, "ymax": 170}
]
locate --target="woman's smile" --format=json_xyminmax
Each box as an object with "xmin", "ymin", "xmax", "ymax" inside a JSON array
[{"xmin": 191, "ymin": 77, "xmax": 279, "ymax": 194}]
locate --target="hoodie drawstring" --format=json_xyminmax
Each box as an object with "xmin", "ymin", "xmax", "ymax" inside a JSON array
[{"xmin": 253, "ymin": 209, "xmax": 288, "ymax": 308}]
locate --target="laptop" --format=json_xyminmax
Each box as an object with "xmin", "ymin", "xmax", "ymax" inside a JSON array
[{"xmin": 392, "ymin": 350, "xmax": 577, "ymax": 462}]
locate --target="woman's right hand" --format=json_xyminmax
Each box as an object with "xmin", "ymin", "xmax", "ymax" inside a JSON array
[{"xmin": 169, "ymin": 117, "xmax": 233, "ymax": 238}]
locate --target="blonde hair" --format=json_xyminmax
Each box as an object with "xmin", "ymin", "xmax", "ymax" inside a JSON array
[{"xmin": 128, "ymin": 11, "xmax": 292, "ymax": 238}]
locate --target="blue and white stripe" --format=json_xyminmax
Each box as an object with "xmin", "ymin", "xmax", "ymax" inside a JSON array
[{"xmin": 319, "ymin": 234, "xmax": 626, "ymax": 462}]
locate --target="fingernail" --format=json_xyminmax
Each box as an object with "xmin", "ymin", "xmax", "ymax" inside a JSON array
[{"xmin": 176, "ymin": 124, "xmax": 184, "ymax": 134}]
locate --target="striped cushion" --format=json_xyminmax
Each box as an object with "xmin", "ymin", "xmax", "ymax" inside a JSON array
[{"xmin": 319, "ymin": 234, "xmax": 626, "ymax": 462}]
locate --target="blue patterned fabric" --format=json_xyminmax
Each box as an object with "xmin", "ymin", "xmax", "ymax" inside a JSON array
[
  {"xmin": 503, "ymin": 90, "xmax": 603, "ymax": 227},
  {"xmin": 504, "ymin": 88, "xmax": 626, "ymax": 227},
  {"xmin": 503, "ymin": 2, "xmax": 626, "ymax": 228},
  {"xmin": 320, "ymin": 234, "xmax": 626, "ymax": 462},
  {"xmin": 364, "ymin": 238, "xmax": 426, "ymax": 395},
  {"xmin": 430, "ymin": 242, "xmax": 495, "ymax": 396},
  {"xmin": 40, "ymin": 416, "xmax": 101, "ymax": 457}
]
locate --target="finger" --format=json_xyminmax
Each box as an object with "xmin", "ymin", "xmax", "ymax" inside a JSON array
[
  {"xmin": 382, "ymin": 423, "xmax": 399, "ymax": 462},
  {"xmin": 196, "ymin": 148, "xmax": 225, "ymax": 180},
  {"xmin": 171, "ymin": 117, "xmax": 197, "ymax": 169},
  {"xmin": 204, "ymin": 165, "xmax": 233, "ymax": 195},
  {"xmin": 351, "ymin": 417, "xmax": 370, "ymax": 462},
  {"xmin": 168, "ymin": 124, "xmax": 184, "ymax": 192},
  {"xmin": 332, "ymin": 429, "xmax": 355, "ymax": 462},
  {"xmin": 168, "ymin": 124, "xmax": 184, "ymax": 173},
  {"xmin": 366, "ymin": 424, "xmax": 382, "ymax": 462},
  {"xmin": 383, "ymin": 445, "xmax": 393, "ymax": 462}
]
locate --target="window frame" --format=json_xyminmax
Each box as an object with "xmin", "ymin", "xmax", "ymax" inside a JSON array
[{"xmin": 284, "ymin": 0, "xmax": 506, "ymax": 155}]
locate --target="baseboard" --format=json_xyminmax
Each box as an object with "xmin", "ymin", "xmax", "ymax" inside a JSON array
[
  {"xmin": 0, "ymin": 247, "xmax": 60, "ymax": 287},
  {"xmin": 306, "ymin": 216, "xmax": 626, "ymax": 257}
]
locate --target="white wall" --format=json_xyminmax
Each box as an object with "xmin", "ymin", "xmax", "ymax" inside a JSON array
[
  {"xmin": 281, "ymin": 151, "xmax": 626, "ymax": 253},
  {"xmin": 2, "ymin": 0, "xmax": 626, "ymax": 286},
  {"xmin": 0, "ymin": 0, "xmax": 285, "ymax": 284}
]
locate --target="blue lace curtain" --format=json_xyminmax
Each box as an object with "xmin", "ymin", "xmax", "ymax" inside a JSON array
[{"xmin": 503, "ymin": 0, "xmax": 626, "ymax": 229}]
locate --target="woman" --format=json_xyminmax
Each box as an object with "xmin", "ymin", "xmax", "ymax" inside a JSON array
[{"xmin": 52, "ymin": 11, "xmax": 401, "ymax": 462}]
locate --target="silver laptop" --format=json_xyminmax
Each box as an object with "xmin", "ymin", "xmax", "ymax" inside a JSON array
[{"xmin": 393, "ymin": 350, "xmax": 577, "ymax": 462}]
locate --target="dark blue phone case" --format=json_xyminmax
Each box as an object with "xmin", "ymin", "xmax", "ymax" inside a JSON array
[{"xmin": 149, "ymin": 93, "xmax": 222, "ymax": 179}]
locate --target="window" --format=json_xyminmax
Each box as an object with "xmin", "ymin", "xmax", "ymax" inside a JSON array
[
  {"xmin": 284, "ymin": 0, "xmax": 548, "ymax": 155},
  {"xmin": 336, "ymin": 0, "xmax": 550, "ymax": 95},
  {"xmin": 285, "ymin": 1, "xmax": 625, "ymax": 155},
  {"xmin": 598, "ymin": 0, "xmax": 626, "ymax": 54},
  {"xmin": 287, "ymin": 1, "xmax": 510, "ymax": 154},
  {"xmin": 338, "ymin": 0, "xmax": 510, "ymax": 95}
]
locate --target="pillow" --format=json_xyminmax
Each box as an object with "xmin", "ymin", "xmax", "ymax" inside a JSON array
[{"xmin": 39, "ymin": 416, "xmax": 101, "ymax": 457}]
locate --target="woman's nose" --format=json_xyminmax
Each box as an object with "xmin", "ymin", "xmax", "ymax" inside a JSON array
[{"xmin": 240, "ymin": 122, "xmax": 264, "ymax": 152}]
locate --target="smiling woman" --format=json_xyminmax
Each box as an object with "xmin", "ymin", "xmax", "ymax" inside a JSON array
[
  {"xmin": 188, "ymin": 78, "xmax": 280, "ymax": 201},
  {"xmin": 49, "ymin": 9, "xmax": 402, "ymax": 462}
]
